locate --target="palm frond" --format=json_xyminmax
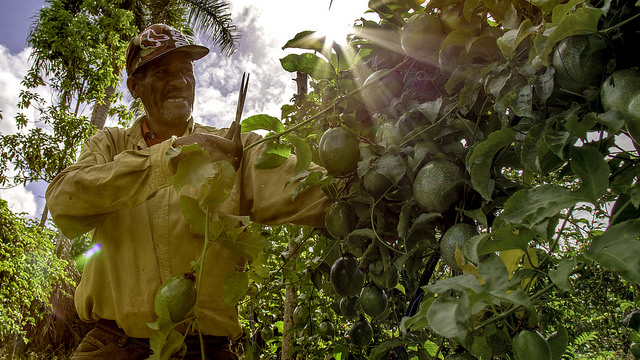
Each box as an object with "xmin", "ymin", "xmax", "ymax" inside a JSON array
[{"xmin": 181, "ymin": 0, "xmax": 239, "ymax": 56}]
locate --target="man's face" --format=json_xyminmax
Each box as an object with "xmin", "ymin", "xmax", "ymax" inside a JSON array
[{"xmin": 131, "ymin": 52, "xmax": 196, "ymax": 126}]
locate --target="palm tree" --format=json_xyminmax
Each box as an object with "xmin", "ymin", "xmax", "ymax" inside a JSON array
[{"xmin": 90, "ymin": 0, "xmax": 240, "ymax": 129}]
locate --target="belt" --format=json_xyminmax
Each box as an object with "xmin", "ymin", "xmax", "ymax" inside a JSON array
[{"xmin": 95, "ymin": 319, "xmax": 232, "ymax": 353}]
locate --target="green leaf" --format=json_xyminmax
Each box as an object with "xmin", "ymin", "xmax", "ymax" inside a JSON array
[
  {"xmin": 585, "ymin": 219, "xmax": 640, "ymax": 283},
  {"xmin": 376, "ymin": 153, "xmax": 406, "ymax": 185},
  {"xmin": 241, "ymin": 114, "xmax": 284, "ymax": 133},
  {"xmin": 547, "ymin": 326, "xmax": 569, "ymax": 360},
  {"xmin": 512, "ymin": 330, "xmax": 552, "ymax": 360},
  {"xmin": 282, "ymin": 30, "xmax": 326, "ymax": 52},
  {"xmin": 369, "ymin": 338, "xmax": 406, "ymax": 360},
  {"xmin": 283, "ymin": 134, "xmax": 311, "ymax": 174},
  {"xmin": 466, "ymin": 127, "xmax": 515, "ymax": 201},
  {"xmin": 478, "ymin": 254, "xmax": 509, "ymax": 292},
  {"xmin": 254, "ymin": 140, "xmax": 291, "ymax": 169},
  {"xmin": 426, "ymin": 292, "xmax": 470, "ymax": 341},
  {"xmin": 426, "ymin": 274, "xmax": 483, "ymax": 294},
  {"xmin": 279, "ymin": 53, "xmax": 335, "ymax": 79},
  {"xmin": 173, "ymin": 146, "xmax": 217, "ymax": 194},
  {"xmin": 499, "ymin": 185, "xmax": 583, "ymax": 228},
  {"xmin": 543, "ymin": 129, "xmax": 570, "ymax": 160},
  {"xmin": 223, "ymin": 270, "xmax": 249, "ymax": 306},
  {"xmin": 549, "ymin": 258, "xmax": 576, "ymax": 292},
  {"xmin": 570, "ymin": 146, "xmax": 609, "ymax": 203},
  {"xmin": 200, "ymin": 161, "xmax": 237, "ymax": 207},
  {"xmin": 179, "ymin": 195, "xmax": 207, "ymax": 235},
  {"xmin": 148, "ymin": 320, "xmax": 184, "ymax": 360},
  {"xmin": 497, "ymin": 19, "xmax": 539, "ymax": 57}
]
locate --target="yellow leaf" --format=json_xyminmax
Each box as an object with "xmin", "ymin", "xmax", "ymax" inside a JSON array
[{"xmin": 499, "ymin": 249, "xmax": 525, "ymax": 279}]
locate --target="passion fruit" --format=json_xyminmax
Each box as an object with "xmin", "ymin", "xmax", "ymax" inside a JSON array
[
  {"xmin": 413, "ymin": 160, "xmax": 464, "ymax": 213},
  {"xmin": 626, "ymin": 92, "xmax": 640, "ymax": 148},
  {"xmin": 318, "ymin": 127, "xmax": 360, "ymax": 177},
  {"xmin": 601, "ymin": 69, "xmax": 640, "ymax": 116},
  {"xmin": 401, "ymin": 13, "xmax": 445, "ymax": 64},
  {"xmin": 363, "ymin": 170, "xmax": 393, "ymax": 199},
  {"xmin": 440, "ymin": 223, "xmax": 478, "ymax": 272},
  {"xmin": 330, "ymin": 254, "xmax": 364, "ymax": 297},
  {"xmin": 325, "ymin": 201, "xmax": 357, "ymax": 239},
  {"xmin": 154, "ymin": 275, "xmax": 197, "ymax": 323},
  {"xmin": 293, "ymin": 305, "xmax": 310, "ymax": 326},
  {"xmin": 552, "ymin": 35, "xmax": 605, "ymax": 94},
  {"xmin": 318, "ymin": 320, "xmax": 336, "ymax": 340},
  {"xmin": 340, "ymin": 295, "xmax": 360, "ymax": 319},
  {"xmin": 361, "ymin": 69, "xmax": 404, "ymax": 113},
  {"xmin": 359, "ymin": 284, "xmax": 388, "ymax": 318},
  {"xmin": 261, "ymin": 326, "xmax": 274, "ymax": 341},
  {"xmin": 348, "ymin": 317, "xmax": 373, "ymax": 347}
]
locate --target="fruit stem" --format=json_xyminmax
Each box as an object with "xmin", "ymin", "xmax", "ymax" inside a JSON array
[
  {"xmin": 243, "ymin": 58, "xmax": 412, "ymax": 152},
  {"xmin": 194, "ymin": 205, "xmax": 210, "ymax": 360},
  {"xmin": 599, "ymin": 12, "xmax": 640, "ymax": 34}
]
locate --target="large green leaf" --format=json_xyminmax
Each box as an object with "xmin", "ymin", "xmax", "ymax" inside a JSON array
[
  {"xmin": 223, "ymin": 270, "xmax": 249, "ymax": 306},
  {"xmin": 512, "ymin": 330, "xmax": 552, "ymax": 360},
  {"xmin": 478, "ymin": 254, "xmax": 509, "ymax": 292},
  {"xmin": 284, "ymin": 134, "xmax": 311, "ymax": 174},
  {"xmin": 466, "ymin": 127, "xmax": 515, "ymax": 201},
  {"xmin": 547, "ymin": 326, "xmax": 569, "ymax": 360},
  {"xmin": 499, "ymin": 185, "xmax": 583, "ymax": 227},
  {"xmin": 241, "ymin": 114, "xmax": 284, "ymax": 133},
  {"xmin": 570, "ymin": 146, "xmax": 609, "ymax": 203},
  {"xmin": 585, "ymin": 219, "xmax": 640, "ymax": 283},
  {"xmin": 254, "ymin": 140, "xmax": 291, "ymax": 169},
  {"xmin": 426, "ymin": 292, "xmax": 470, "ymax": 341},
  {"xmin": 280, "ymin": 53, "xmax": 335, "ymax": 79},
  {"xmin": 549, "ymin": 258, "xmax": 576, "ymax": 292}
]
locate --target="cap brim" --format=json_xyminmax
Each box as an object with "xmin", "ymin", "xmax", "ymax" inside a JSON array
[{"xmin": 136, "ymin": 44, "xmax": 210, "ymax": 73}]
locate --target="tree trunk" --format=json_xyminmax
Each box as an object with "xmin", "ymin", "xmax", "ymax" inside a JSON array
[{"xmin": 90, "ymin": 83, "xmax": 115, "ymax": 129}]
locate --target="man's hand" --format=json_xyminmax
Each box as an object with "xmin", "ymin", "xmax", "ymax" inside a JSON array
[{"xmin": 172, "ymin": 123, "xmax": 243, "ymax": 171}]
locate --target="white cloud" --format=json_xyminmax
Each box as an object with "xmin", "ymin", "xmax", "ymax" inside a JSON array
[{"xmin": 0, "ymin": 184, "xmax": 37, "ymax": 216}]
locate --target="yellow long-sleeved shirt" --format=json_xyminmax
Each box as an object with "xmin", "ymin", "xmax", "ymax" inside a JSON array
[{"xmin": 45, "ymin": 117, "xmax": 329, "ymax": 339}]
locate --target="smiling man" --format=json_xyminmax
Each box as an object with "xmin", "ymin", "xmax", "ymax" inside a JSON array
[{"xmin": 45, "ymin": 24, "xmax": 329, "ymax": 360}]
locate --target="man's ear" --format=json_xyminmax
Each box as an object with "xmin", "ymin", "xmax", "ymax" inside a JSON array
[{"xmin": 126, "ymin": 77, "xmax": 138, "ymax": 99}]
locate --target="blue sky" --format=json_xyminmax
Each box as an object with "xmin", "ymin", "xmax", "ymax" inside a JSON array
[{"xmin": 0, "ymin": 0, "xmax": 374, "ymax": 219}]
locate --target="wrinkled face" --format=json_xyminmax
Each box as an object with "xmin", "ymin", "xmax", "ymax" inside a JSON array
[{"xmin": 129, "ymin": 51, "xmax": 196, "ymax": 126}]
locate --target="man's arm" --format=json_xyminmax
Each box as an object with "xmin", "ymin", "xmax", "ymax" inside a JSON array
[{"xmin": 45, "ymin": 130, "xmax": 175, "ymax": 239}]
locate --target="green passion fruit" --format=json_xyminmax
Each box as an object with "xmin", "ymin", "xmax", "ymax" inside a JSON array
[
  {"xmin": 154, "ymin": 275, "xmax": 197, "ymax": 323},
  {"xmin": 359, "ymin": 284, "xmax": 388, "ymax": 318},
  {"xmin": 348, "ymin": 317, "xmax": 373, "ymax": 347},
  {"xmin": 361, "ymin": 69, "xmax": 404, "ymax": 114},
  {"xmin": 626, "ymin": 92, "xmax": 640, "ymax": 148},
  {"xmin": 363, "ymin": 170, "xmax": 393, "ymax": 199},
  {"xmin": 401, "ymin": 13, "xmax": 445, "ymax": 64},
  {"xmin": 318, "ymin": 320, "xmax": 336, "ymax": 340},
  {"xmin": 413, "ymin": 160, "xmax": 464, "ymax": 213},
  {"xmin": 330, "ymin": 254, "xmax": 364, "ymax": 297},
  {"xmin": 552, "ymin": 34, "xmax": 605, "ymax": 94},
  {"xmin": 601, "ymin": 68, "xmax": 640, "ymax": 116},
  {"xmin": 318, "ymin": 127, "xmax": 360, "ymax": 177},
  {"xmin": 293, "ymin": 305, "xmax": 310, "ymax": 326},
  {"xmin": 261, "ymin": 326, "xmax": 274, "ymax": 341},
  {"xmin": 440, "ymin": 223, "xmax": 479, "ymax": 272},
  {"xmin": 324, "ymin": 201, "xmax": 357, "ymax": 239},
  {"xmin": 340, "ymin": 295, "xmax": 360, "ymax": 319}
]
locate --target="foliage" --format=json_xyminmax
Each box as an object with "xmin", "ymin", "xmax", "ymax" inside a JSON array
[
  {"xmin": 0, "ymin": 0, "xmax": 137, "ymax": 186},
  {"xmin": 235, "ymin": 0, "xmax": 640, "ymax": 359},
  {"xmin": 0, "ymin": 199, "xmax": 71, "ymax": 342}
]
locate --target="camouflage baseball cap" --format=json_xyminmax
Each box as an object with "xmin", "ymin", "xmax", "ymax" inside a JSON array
[{"xmin": 125, "ymin": 24, "xmax": 209, "ymax": 76}]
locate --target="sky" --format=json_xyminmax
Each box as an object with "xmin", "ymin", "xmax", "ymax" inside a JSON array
[{"xmin": 0, "ymin": 0, "xmax": 376, "ymax": 220}]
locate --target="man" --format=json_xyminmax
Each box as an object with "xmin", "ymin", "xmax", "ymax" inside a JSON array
[{"xmin": 46, "ymin": 24, "xmax": 329, "ymax": 359}]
